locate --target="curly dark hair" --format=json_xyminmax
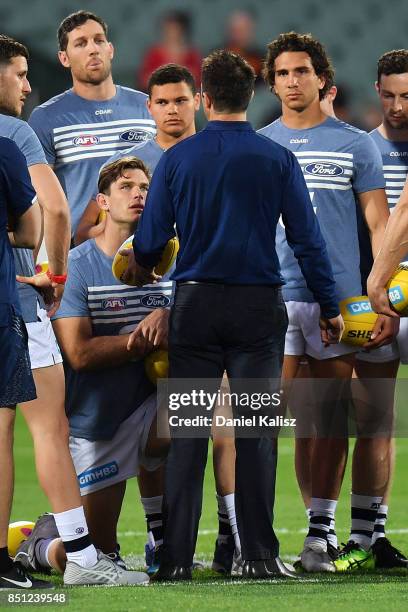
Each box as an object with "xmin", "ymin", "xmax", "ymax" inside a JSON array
[
  {"xmin": 202, "ymin": 49, "xmax": 255, "ymax": 113},
  {"xmin": 377, "ymin": 49, "xmax": 408, "ymax": 83},
  {"xmin": 263, "ymin": 32, "xmax": 334, "ymax": 100},
  {"xmin": 0, "ymin": 34, "xmax": 28, "ymax": 66}
]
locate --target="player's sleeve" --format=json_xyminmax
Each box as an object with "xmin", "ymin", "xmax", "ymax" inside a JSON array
[
  {"xmin": 28, "ymin": 106, "xmax": 56, "ymax": 164},
  {"xmin": 352, "ymin": 132, "xmax": 385, "ymax": 193},
  {"xmin": 281, "ymin": 151, "xmax": 340, "ymax": 318},
  {"xmin": 0, "ymin": 139, "xmax": 36, "ymax": 216},
  {"xmin": 132, "ymin": 153, "xmax": 176, "ymax": 267},
  {"xmin": 12, "ymin": 122, "xmax": 47, "ymax": 167},
  {"xmin": 52, "ymin": 256, "xmax": 89, "ymax": 320}
]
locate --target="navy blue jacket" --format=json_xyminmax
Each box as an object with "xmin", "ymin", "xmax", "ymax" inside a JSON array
[{"xmin": 133, "ymin": 120, "xmax": 339, "ymax": 318}]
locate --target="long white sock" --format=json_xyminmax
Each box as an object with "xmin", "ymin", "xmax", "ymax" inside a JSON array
[
  {"xmin": 222, "ymin": 494, "xmax": 241, "ymax": 556},
  {"xmin": 305, "ymin": 498, "xmax": 338, "ymax": 551},
  {"xmin": 141, "ymin": 495, "xmax": 163, "ymax": 548},
  {"xmin": 350, "ymin": 493, "xmax": 382, "ymax": 551},
  {"xmin": 53, "ymin": 507, "xmax": 97, "ymax": 568},
  {"xmin": 372, "ymin": 503, "xmax": 388, "ymax": 544}
]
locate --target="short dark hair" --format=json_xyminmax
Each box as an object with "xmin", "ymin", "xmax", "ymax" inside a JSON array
[
  {"xmin": 58, "ymin": 10, "xmax": 108, "ymax": 52},
  {"xmin": 98, "ymin": 157, "xmax": 151, "ymax": 195},
  {"xmin": 263, "ymin": 32, "xmax": 334, "ymax": 100},
  {"xmin": 202, "ymin": 49, "xmax": 255, "ymax": 113},
  {"xmin": 0, "ymin": 35, "xmax": 29, "ymax": 67},
  {"xmin": 147, "ymin": 64, "xmax": 196, "ymax": 96},
  {"xmin": 377, "ymin": 49, "xmax": 408, "ymax": 83}
]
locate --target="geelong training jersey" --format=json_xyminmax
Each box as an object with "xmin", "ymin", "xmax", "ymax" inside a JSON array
[
  {"xmin": 92, "ymin": 138, "xmax": 164, "ymax": 200},
  {"xmin": 0, "ymin": 114, "xmax": 46, "ymax": 322},
  {"xmin": 53, "ymin": 239, "xmax": 173, "ymax": 441},
  {"xmin": 258, "ymin": 116, "xmax": 385, "ymax": 302},
  {"xmin": 29, "ymin": 86, "xmax": 156, "ymax": 233}
]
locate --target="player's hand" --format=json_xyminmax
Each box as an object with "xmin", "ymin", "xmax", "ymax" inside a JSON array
[
  {"xmin": 367, "ymin": 279, "xmax": 399, "ymax": 318},
  {"xmin": 120, "ymin": 248, "xmax": 161, "ymax": 286},
  {"xmin": 362, "ymin": 314, "xmax": 400, "ymax": 350},
  {"xmin": 16, "ymin": 272, "xmax": 64, "ymax": 318},
  {"xmin": 127, "ymin": 308, "xmax": 169, "ymax": 353},
  {"xmin": 319, "ymin": 314, "xmax": 344, "ymax": 346}
]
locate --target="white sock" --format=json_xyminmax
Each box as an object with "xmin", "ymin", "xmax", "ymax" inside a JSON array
[
  {"xmin": 327, "ymin": 518, "xmax": 338, "ymax": 549},
  {"xmin": 140, "ymin": 495, "xmax": 163, "ymax": 516},
  {"xmin": 350, "ymin": 493, "xmax": 382, "ymax": 551},
  {"xmin": 53, "ymin": 506, "xmax": 97, "ymax": 568},
  {"xmin": 141, "ymin": 495, "xmax": 163, "ymax": 548},
  {"xmin": 222, "ymin": 493, "xmax": 241, "ymax": 556},
  {"xmin": 305, "ymin": 498, "xmax": 338, "ymax": 551},
  {"xmin": 372, "ymin": 503, "xmax": 388, "ymax": 544}
]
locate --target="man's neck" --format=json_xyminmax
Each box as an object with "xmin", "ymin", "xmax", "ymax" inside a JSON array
[
  {"xmin": 95, "ymin": 220, "xmax": 135, "ymax": 257},
  {"xmin": 208, "ymin": 110, "xmax": 247, "ymax": 122},
  {"xmin": 72, "ymin": 76, "xmax": 116, "ymax": 101},
  {"xmin": 281, "ymin": 102, "xmax": 327, "ymax": 130},
  {"xmin": 155, "ymin": 125, "xmax": 196, "ymax": 150},
  {"xmin": 378, "ymin": 121, "xmax": 408, "ymax": 143}
]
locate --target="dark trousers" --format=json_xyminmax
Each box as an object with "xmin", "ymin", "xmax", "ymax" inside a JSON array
[{"xmin": 161, "ymin": 283, "xmax": 288, "ymax": 566}]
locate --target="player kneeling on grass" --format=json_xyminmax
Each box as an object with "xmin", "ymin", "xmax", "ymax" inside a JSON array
[{"xmin": 16, "ymin": 157, "xmax": 169, "ymax": 582}]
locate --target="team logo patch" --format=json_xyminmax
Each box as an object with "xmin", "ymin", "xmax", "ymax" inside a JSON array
[
  {"xmin": 141, "ymin": 293, "xmax": 170, "ymax": 308},
  {"xmin": 73, "ymin": 135, "xmax": 100, "ymax": 146},
  {"xmin": 78, "ymin": 462, "xmax": 119, "ymax": 488},
  {"xmin": 305, "ymin": 162, "xmax": 344, "ymax": 176},
  {"xmin": 102, "ymin": 297, "xmax": 127, "ymax": 311},
  {"xmin": 119, "ymin": 129, "xmax": 151, "ymax": 143}
]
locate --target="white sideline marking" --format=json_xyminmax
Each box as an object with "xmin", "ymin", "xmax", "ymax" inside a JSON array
[{"xmin": 118, "ymin": 528, "xmax": 408, "ymax": 537}]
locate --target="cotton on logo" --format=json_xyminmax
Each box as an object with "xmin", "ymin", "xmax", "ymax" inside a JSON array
[{"xmin": 73, "ymin": 135, "xmax": 100, "ymax": 146}]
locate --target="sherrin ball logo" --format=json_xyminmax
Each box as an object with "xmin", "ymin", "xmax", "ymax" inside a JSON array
[
  {"xmin": 73, "ymin": 135, "xmax": 100, "ymax": 146},
  {"xmin": 304, "ymin": 162, "xmax": 343, "ymax": 176}
]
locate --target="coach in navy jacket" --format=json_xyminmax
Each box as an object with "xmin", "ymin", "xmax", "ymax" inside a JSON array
[{"xmin": 127, "ymin": 50, "xmax": 343, "ymax": 580}]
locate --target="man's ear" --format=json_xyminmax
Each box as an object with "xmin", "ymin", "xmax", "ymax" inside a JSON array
[
  {"xmin": 375, "ymin": 80, "xmax": 380, "ymax": 94},
  {"xmin": 58, "ymin": 50, "xmax": 70, "ymax": 69},
  {"xmin": 96, "ymin": 193, "xmax": 109, "ymax": 211}
]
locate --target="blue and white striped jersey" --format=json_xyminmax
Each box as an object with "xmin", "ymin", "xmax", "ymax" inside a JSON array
[
  {"xmin": 258, "ymin": 116, "xmax": 385, "ymax": 302},
  {"xmin": 370, "ymin": 129, "xmax": 408, "ymax": 209},
  {"xmin": 53, "ymin": 238, "xmax": 173, "ymax": 441},
  {"xmin": 29, "ymin": 86, "xmax": 155, "ymax": 233}
]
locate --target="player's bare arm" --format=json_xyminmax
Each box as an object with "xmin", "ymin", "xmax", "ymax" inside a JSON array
[
  {"xmin": 74, "ymin": 197, "xmax": 105, "ymax": 245},
  {"xmin": 52, "ymin": 315, "xmax": 150, "ymax": 371},
  {"xmin": 8, "ymin": 199, "xmax": 41, "ymax": 249}
]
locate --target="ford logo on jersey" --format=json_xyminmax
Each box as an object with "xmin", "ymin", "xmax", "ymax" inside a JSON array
[
  {"xmin": 73, "ymin": 135, "xmax": 100, "ymax": 146},
  {"xmin": 304, "ymin": 162, "xmax": 343, "ymax": 176},
  {"xmin": 102, "ymin": 297, "xmax": 127, "ymax": 311},
  {"xmin": 141, "ymin": 294, "xmax": 170, "ymax": 308},
  {"xmin": 120, "ymin": 130, "xmax": 151, "ymax": 143}
]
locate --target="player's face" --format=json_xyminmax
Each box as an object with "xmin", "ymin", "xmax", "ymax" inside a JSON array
[
  {"xmin": 273, "ymin": 52, "xmax": 325, "ymax": 112},
  {"xmin": 377, "ymin": 73, "xmax": 408, "ymax": 130},
  {"xmin": 147, "ymin": 82, "xmax": 200, "ymax": 138},
  {"xmin": 0, "ymin": 56, "xmax": 31, "ymax": 117},
  {"xmin": 59, "ymin": 19, "xmax": 113, "ymax": 85},
  {"xmin": 105, "ymin": 169, "xmax": 149, "ymax": 224}
]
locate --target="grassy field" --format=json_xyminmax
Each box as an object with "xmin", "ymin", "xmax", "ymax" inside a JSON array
[{"xmin": 10, "ymin": 391, "xmax": 408, "ymax": 612}]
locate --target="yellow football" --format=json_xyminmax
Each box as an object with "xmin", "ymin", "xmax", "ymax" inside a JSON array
[
  {"xmin": 144, "ymin": 349, "xmax": 169, "ymax": 385},
  {"xmin": 96, "ymin": 209, "xmax": 107, "ymax": 224},
  {"xmin": 7, "ymin": 521, "xmax": 35, "ymax": 557},
  {"xmin": 387, "ymin": 263, "xmax": 408, "ymax": 315},
  {"xmin": 112, "ymin": 235, "xmax": 179, "ymax": 285},
  {"xmin": 34, "ymin": 261, "xmax": 49, "ymax": 275},
  {"xmin": 339, "ymin": 295, "xmax": 378, "ymax": 346}
]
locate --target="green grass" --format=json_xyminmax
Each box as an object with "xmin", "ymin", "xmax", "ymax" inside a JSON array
[{"xmin": 10, "ymin": 404, "xmax": 408, "ymax": 611}]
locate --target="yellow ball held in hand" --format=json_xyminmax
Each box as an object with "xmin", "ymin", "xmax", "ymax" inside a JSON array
[
  {"xmin": 144, "ymin": 349, "xmax": 169, "ymax": 385},
  {"xmin": 339, "ymin": 295, "xmax": 378, "ymax": 347},
  {"xmin": 7, "ymin": 521, "xmax": 35, "ymax": 558},
  {"xmin": 386, "ymin": 263, "xmax": 408, "ymax": 315},
  {"xmin": 35, "ymin": 261, "xmax": 49, "ymax": 275},
  {"xmin": 112, "ymin": 234, "xmax": 179, "ymax": 286}
]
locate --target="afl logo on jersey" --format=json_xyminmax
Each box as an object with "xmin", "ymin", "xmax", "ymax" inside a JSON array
[
  {"xmin": 305, "ymin": 162, "xmax": 343, "ymax": 176},
  {"xmin": 73, "ymin": 135, "xmax": 100, "ymax": 147},
  {"xmin": 141, "ymin": 294, "xmax": 170, "ymax": 308},
  {"xmin": 120, "ymin": 129, "xmax": 151, "ymax": 143},
  {"xmin": 102, "ymin": 297, "xmax": 127, "ymax": 311}
]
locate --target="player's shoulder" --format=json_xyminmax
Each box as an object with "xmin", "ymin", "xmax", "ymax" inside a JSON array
[
  {"xmin": 116, "ymin": 85, "xmax": 148, "ymax": 104},
  {"xmin": 257, "ymin": 117, "xmax": 281, "ymax": 138},
  {"xmin": 328, "ymin": 116, "xmax": 372, "ymax": 144},
  {"xmin": 31, "ymin": 90, "xmax": 72, "ymax": 115},
  {"xmin": 68, "ymin": 239, "xmax": 97, "ymax": 265},
  {"xmin": 0, "ymin": 114, "xmax": 34, "ymax": 140}
]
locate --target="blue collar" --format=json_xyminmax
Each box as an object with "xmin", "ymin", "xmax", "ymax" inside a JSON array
[{"xmin": 204, "ymin": 120, "xmax": 253, "ymax": 131}]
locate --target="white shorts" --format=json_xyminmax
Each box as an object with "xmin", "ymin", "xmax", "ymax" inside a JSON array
[
  {"xmin": 356, "ymin": 317, "xmax": 408, "ymax": 364},
  {"xmin": 26, "ymin": 306, "xmax": 62, "ymax": 370},
  {"xmin": 69, "ymin": 394, "xmax": 162, "ymax": 496},
  {"xmin": 285, "ymin": 301, "xmax": 357, "ymax": 360}
]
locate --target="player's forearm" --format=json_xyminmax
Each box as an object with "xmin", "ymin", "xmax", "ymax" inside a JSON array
[
  {"xmin": 65, "ymin": 334, "xmax": 144, "ymax": 371},
  {"xmin": 369, "ymin": 200, "xmax": 408, "ymax": 286}
]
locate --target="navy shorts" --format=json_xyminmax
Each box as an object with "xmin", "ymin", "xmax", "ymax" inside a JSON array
[{"xmin": 0, "ymin": 305, "xmax": 36, "ymax": 408}]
